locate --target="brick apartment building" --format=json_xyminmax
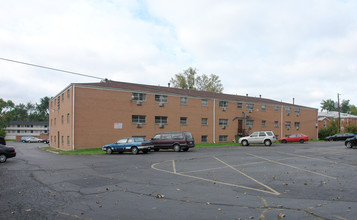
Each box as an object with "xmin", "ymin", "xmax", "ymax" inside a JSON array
[
  {"xmin": 318, "ymin": 111, "xmax": 357, "ymax": 132},
  {"xmin": 49, "ymin": 80, "xmax": 318, "ymax": 150}
]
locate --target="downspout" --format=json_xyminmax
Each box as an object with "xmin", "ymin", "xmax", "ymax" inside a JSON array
[
  {"xmin": 213, "ymin": 99, "xmax": 216, "ymax": 143},
  {"xmin": 72, "ymin": 85, "xmax": 75, "ymax": 151},
  {"xmin": 281, "ymin": 104, "xmax": 283, "ymax": 139}
]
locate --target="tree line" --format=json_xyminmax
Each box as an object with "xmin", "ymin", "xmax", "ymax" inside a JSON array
[
  {"xmin": 0, "ymin": 97, "xmax": 50, "ymax": 137},
  {"xmin": 320, "ymin": 99, "xmax": 357, "ymax": 115}
]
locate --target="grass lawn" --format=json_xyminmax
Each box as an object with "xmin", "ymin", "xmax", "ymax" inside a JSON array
[{"xmin": 41, "ymin": 142, "xmax": 243, "ymax": 155}]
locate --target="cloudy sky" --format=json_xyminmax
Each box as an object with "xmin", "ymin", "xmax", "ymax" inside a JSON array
[{"xmin": 1, "ymin": 0, "xmax": 356, "ymax": 110}]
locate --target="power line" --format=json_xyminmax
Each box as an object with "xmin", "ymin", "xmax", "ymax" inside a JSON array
[{"xmin": 0, "ymin": 57, "xmax": 105, "ymax": 80}]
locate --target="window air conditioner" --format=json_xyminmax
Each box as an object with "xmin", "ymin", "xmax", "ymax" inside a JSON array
[
  {"xmin": 137, "ymin": 100, "xmax": 142, "ymax": 106},
  {"xmin": 137, "ymin": 123, "xmax": 142, "ymax": 128},
  {"xmin": 159, "ymin": 124, "xmax": 164, "ymax": 128},
  {"xmin": 159, "ymin": 103, "xmax": 164, "ymax": 107}
]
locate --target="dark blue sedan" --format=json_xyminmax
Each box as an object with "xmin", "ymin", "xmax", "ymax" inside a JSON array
[{"xmin": 102, "ymin": 137, "xmax": 152, "ymax": 155}]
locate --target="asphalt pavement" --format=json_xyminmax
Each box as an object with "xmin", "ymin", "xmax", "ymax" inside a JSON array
[{"xmin": 1, "ymin": 141, "xmax": 356, "ymax": 220}]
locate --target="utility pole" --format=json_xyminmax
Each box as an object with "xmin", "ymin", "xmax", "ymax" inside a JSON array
[{"xmin": 337, "ymin": 93, "xmax": 341, "ymax": 133}]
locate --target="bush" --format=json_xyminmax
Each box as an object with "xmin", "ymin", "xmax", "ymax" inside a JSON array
[
  {"xmin": 318, "ymin": 128, "xmax": 331, "ymax": 140},
  {"xmin": 345, "ymin": 124, "xmax": 357, "ymax": 134}
]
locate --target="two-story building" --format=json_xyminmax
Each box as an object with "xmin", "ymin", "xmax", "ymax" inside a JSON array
[
  {"xmin": 5, "ymin": 121, "xmax": 49, "ymax": 141},
  {"xmin": 318, "ymin": 111, "xmax": 357, "ymax": 132},
  {"xmin": 49, "ymin": 80, "xmax": 318, "ymax": 150}
]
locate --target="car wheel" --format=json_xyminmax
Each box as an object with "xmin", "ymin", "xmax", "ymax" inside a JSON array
[
  {"xmin": 241, "ymin": 140, "xmax": 248, "ymax": 146},
  {"xmin": 0, "ymin": 154, "xmax": 7, "ymax": 163},
  {"xmin": 346, "ymin": 142, "xmax": 352, "ymax": 148},
  {"xmin": 282, "ymin": 140, "xmax": 287, "ymax": 144},
  {"xmin": 131, "ymin": 146, "xmax": 139, "ymax": 155},
  {"xmin": 299, "ymin": 139, "xmax": 304, "ymax": 144},
  {"xmin": 329, "ymin": 138, "xmax": 333, "ymax": 142},
  {"xmin": 106, "ymin": 148, "xmax": 113, "ymax": 154},
  {"xmin": 264, "ymin": 140, "xmax": 272, "ymax": 146},
  {"xmin": 173, "ymin": 144, "xmax": 181, "ymax": 152}
]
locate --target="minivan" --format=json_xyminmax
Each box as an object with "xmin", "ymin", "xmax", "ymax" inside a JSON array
[{"xmin": 150, "ymin": 132, "xmax": 195, "ymax": 152}]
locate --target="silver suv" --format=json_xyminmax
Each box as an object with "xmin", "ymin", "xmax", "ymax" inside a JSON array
[{"xmin": 238, "ymin": 131, "xmax": 276, "ymax": 146}]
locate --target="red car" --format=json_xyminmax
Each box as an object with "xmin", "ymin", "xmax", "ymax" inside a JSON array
[{"xmin": 279, "ymin": 134, "xmax": 308, "ymax": 144}]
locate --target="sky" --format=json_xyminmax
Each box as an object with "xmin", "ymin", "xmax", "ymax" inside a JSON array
[{"xmin": 1, "ymin": 0, "xmax": 357, "ymax": 110}]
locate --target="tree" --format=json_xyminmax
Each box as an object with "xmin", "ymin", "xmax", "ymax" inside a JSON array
[
  {"xmin": 320, "ymin": 99, "xmax": 336, "ymax": 112},
  {"xmin": 349, "ymin": 105, "xmax": 357, "ymax": 115},
  {"xmin": 341, "ymin": 100, "xmax": 350, "ymax": 113},
  {"xmin": 196, "ymin": 74, "xmax": 224, "ymax": 93},
  {"xmin": 170, "ymin": 67, "xmax": 224, "ymax": 93}
]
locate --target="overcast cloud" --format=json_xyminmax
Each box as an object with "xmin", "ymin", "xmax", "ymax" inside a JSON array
[{"xmin": 1, "ymin": 0, "xmax": 356, "ymax": 109}]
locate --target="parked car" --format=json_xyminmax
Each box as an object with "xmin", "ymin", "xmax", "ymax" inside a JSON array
[
  {"xmin": 279, "ymin": 133, "xmax": 309, "ymax": 144},
  {"xmin": 324, "ymin": 133, "xmax": 355, "ymax": 141},
  {"xmin": 238, "ymin": 131, "xmax": 276, "ymax": 146},
  {"xmin": 42, "ymin": 138, "xmax": 49, "ymax": 144},
  {"xmin": 0, "ymin": 144, "xmax": 16, "ymax": 163},
  {"xmin": 21, "ymin": 136, "xmax": 32, "ymax": 142},
  {"xmin": 150, "ymin": 132, "xmax": 195, "ymax": 152},
  {"xmin": 24, "ymin": 137, "xmax": 41, "ymax": 143},
  {"xmin": 102, "ymin": 137, "xmax": 152, "ymax": 155},
  {"xmin": 345, "ymin": 135, "xmax": 357, "ymax": 148}
]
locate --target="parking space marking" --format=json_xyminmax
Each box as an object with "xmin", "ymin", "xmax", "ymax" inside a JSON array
[
  {"xmin": 246, "ymin": 153, "xmax": 337, "ymax": 179},
  {"xmin": 273, "ymin": 150, "xmax": 357, "ymax": 167},
  {"xmin": 151, "ymin": 159, "xmax": 281, "ymax": 195},
  {"xmin": 214, "ymin": 157, "xmax": 280, "ymax": 195}
]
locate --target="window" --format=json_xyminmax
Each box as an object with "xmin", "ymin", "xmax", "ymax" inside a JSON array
[
  {"xmin": 274, "ymin": 121, "xmax": 279, "ymax": 128},
  {"xmin": 201, "ymin": 99, "xmax": 208, "ymax": 106},
  {"xmin": 201, "ymin": 136, "xmax": 208, "ymax": 143},
  {"xmin": 61, "ymin": 136, "xmax": 64, "ymax": 145},
  {"xmin": 219, "ymin": 101, "xmax": 228, "ymax": 108},
  {"xmin": 262, "ymin": 120, "xmax": 266, "ymax": 127},
  {"xmin": 219, "ymin": 119, "xmax": 228, "ymax": 126},
  {"xmin": 155, "ymin": 95, "xmax": 168, "ymax": 103},
  {"xmin": 132, "ymin": 115, "xmax": 146, "ymax": 124},
  {"xmin": 67, "ymin": 136, "xmax": 70, "ymax": 145},
  {"xmin": 275, "ymin": 106, "xmax": 279, "ymax": 112},
  {"xmin": 155, "ymin": 116, "xmax": 168, "ymax": 124},
  {"xmin": 132, "ymin": 93, "xmax": 146, "ymax": 101},
  {"xmin": 286, "ymin": 107, "xmax": 291, "ymax": 114},
  {"xmin": 61, "ymin": 93, "xmax": 64, "ymax": 101},
  {"xmin": 201, "ymin": 118, "xmax": 208, "ymax": 126},
  {"xmin": 61, "ymin": 115, "xmax": 64, "ymax": 124},
  {"xmin": 323, "ymin": 121, "xmax": 327, "ymax": 127},
  {"xmin": 285, "ymin": 121, "xmax": 291, "ymax": 129},
  {"xmin": 57, "ymin": 96, "xmax": 60, "ymax": 110},
  {"xmin": 180, "ymin": 117, "xmax": 187, "ymax": 125},
  {"xmin": 219, "ymin": 136, "xmax": 228, "ymax": 142},
  {"xmin": 67, "ymin": 89, "xmax": 70, "ymax": 98},
  {"xmin": 262, "ymin": 105, "xmax": 266, "ymax": 111},
  {"xmin": 295, "ymin": 108, "xmax": 300, "ymax": 115},
  {"xmin": 67, "ymin": 113, "xmax": 70, "ymax": 123},
  {"xmin": 247, "ymin": 103, "xmax": 254, "ymax": 110},
  {"xmin": 259, "ymin": 132, "xmax": 266, "ymax": 137},
  {"xmin": 295, "ymin": 122, "xmax": 300, "ymax": 129},
  {"xmin": 180, "ymin": 97, "xmax": 187, "ymax": 105},
  {"xmin": 237, "ymin": 102, "xmax": 243, "ymax": 109},
  {"xmin": 246, "ymin": 120, "xmax": 254, "ymax": 129}
]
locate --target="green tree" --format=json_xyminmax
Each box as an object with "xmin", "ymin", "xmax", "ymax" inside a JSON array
[
  {"xmin": 0, "ymin": 98, "xmax": 15, "ymax": 137},
  {"xmin": 196, "ymin": 74, "xmax": 224, "ymax": 93},
  {"xmin": 349, "ymin": 105, "xmax": 357, "ymax": 115},
  {"xmin": 345, "ymin": 124, "xmax": 357, "ymax": 134},
  {"xmin": 170, "ymin": 67, "xmax": 224, "ymax": 93},
  {"xmin": 341, "ymin": 100, "xmax": 350, "ymax": 113},
  {"xmin": 320, "ymin": 99, "xmax": 336, "ymax": 111}
]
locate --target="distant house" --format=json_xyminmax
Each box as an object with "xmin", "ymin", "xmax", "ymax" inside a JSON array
[
  {"xmin": 4, "ymin": 121, "xmax": 49, "ymax": 141},
  {"xmin": 318, "ymin": 111, "xmax": 357, "ymax": 132}
]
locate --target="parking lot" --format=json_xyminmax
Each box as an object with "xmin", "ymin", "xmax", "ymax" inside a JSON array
[{"xmin": 1, "ymin": 141, "xmax": 356, "ymax": 219}]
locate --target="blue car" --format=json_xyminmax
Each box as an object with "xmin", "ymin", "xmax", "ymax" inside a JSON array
[{"xmin": 102, "ymin": 137, "xmax": 152, "ymax": 155}]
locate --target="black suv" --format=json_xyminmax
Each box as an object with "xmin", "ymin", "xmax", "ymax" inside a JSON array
[{"xmin": 150, "ymin": 132, "xmax": 195, "ymax": 152}]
